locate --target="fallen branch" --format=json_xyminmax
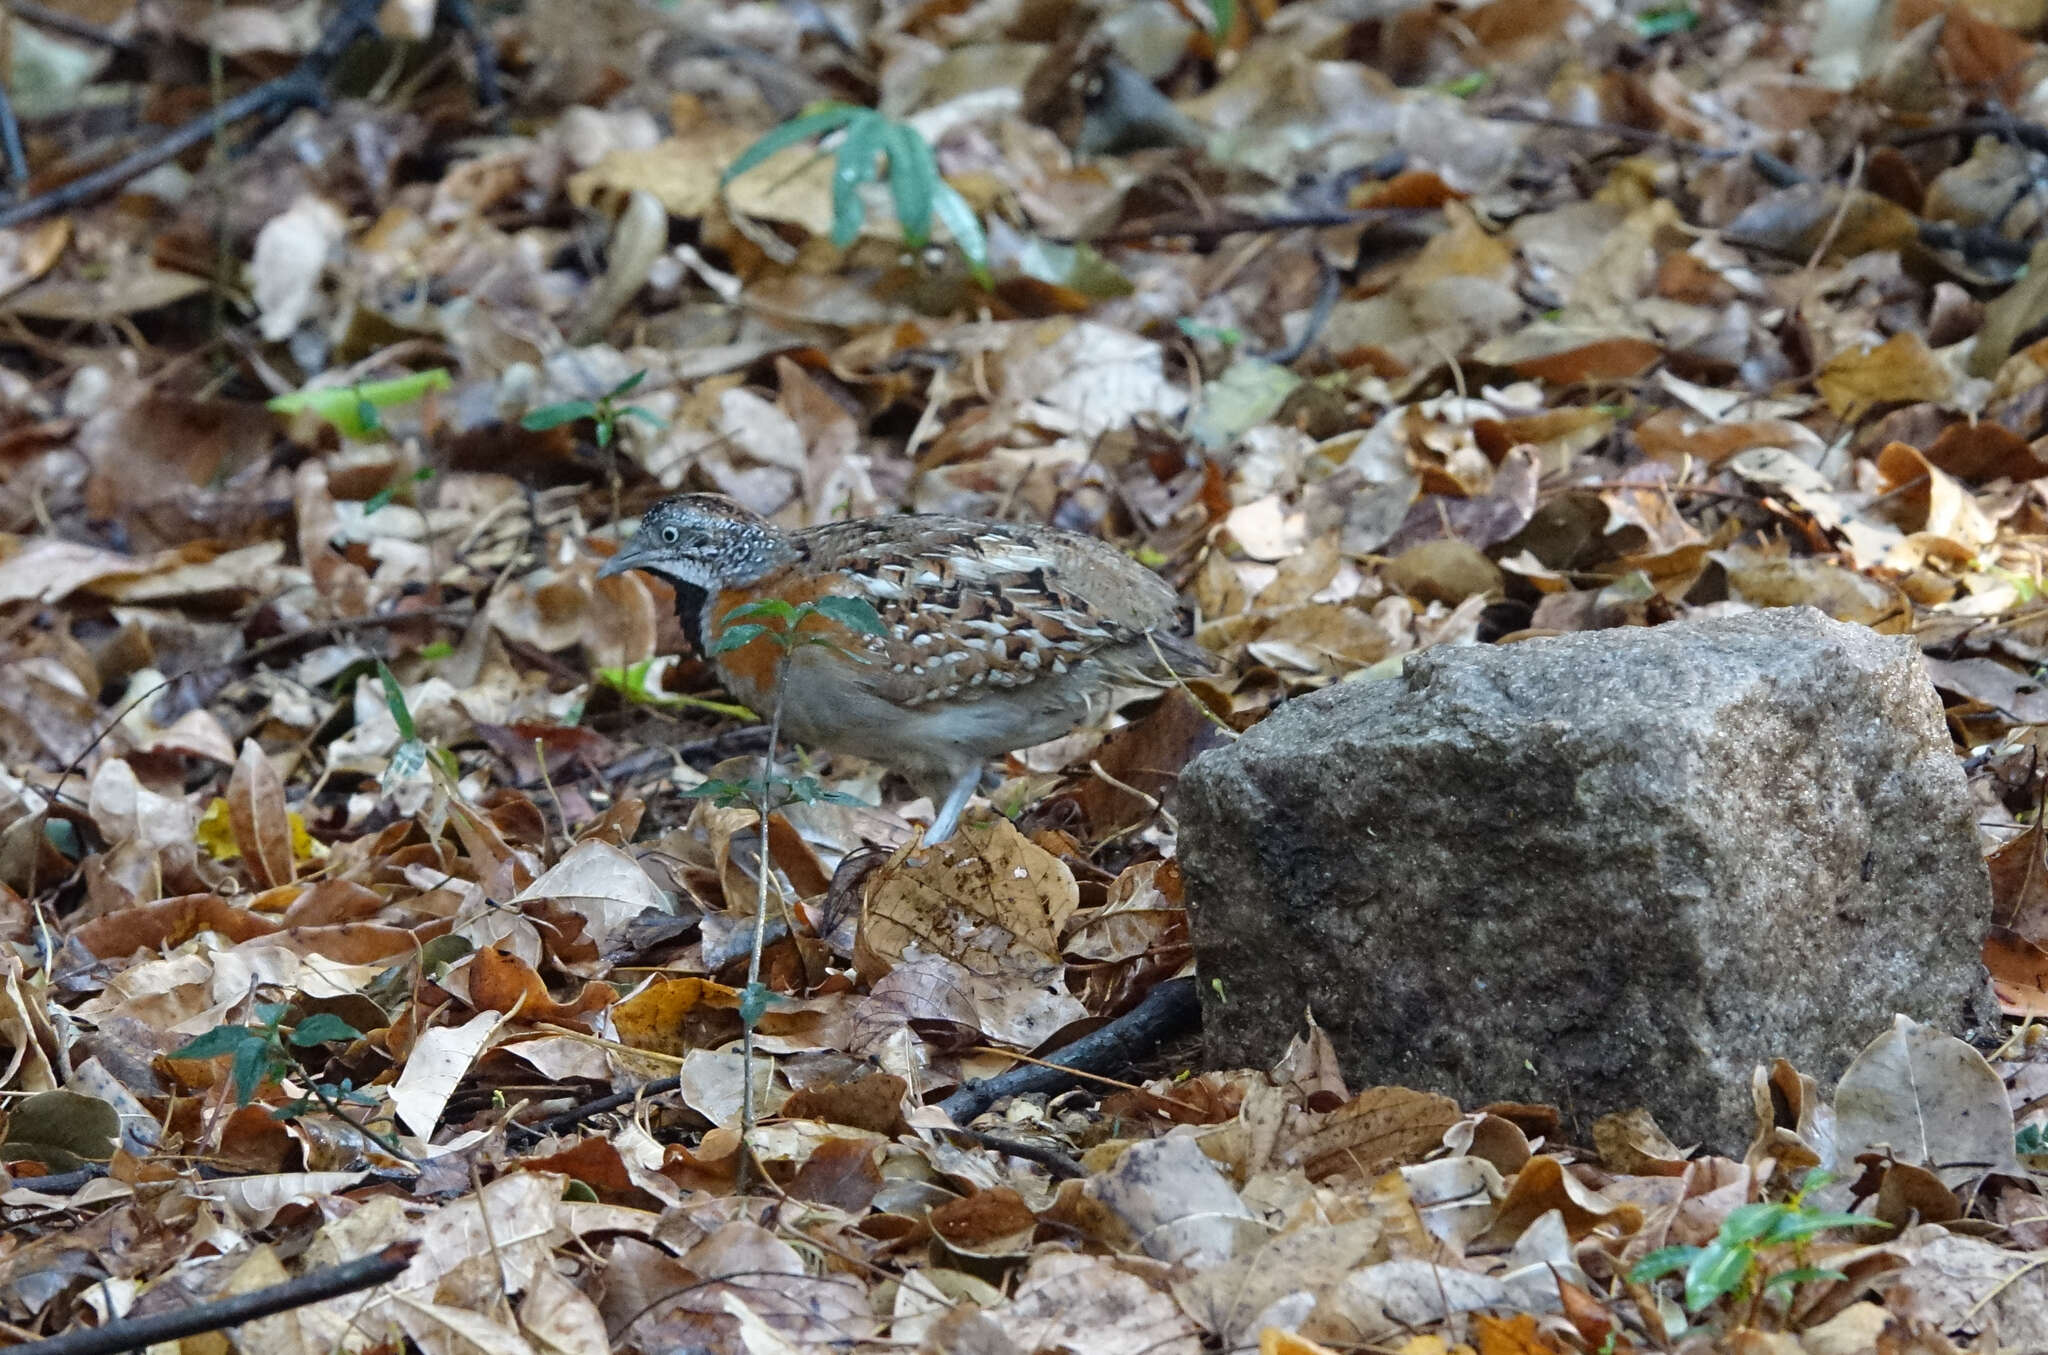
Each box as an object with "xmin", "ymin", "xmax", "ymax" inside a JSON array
[
  {"xmin": 0, "ymin": 0, "xmax": 381, "ymax": 228},
  {"xmin": 0, "ymin": 0, "xmax": 400, "ymax": 229},
  {"xmin": 506, "ymin": 1074, "xmax": 685, "ymax": 1146},
  {"xmin": 13, "ymin": 1242, "xmax": 417, "ymax": 1355},
  {"xmin": 938, "ymin": 976, "xmax": 1200, "ymax": 1123}
]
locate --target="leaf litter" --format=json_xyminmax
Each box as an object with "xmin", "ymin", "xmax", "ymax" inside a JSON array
[{"xmin": 5, "ymin": 0, "xmax": 2048, "ymax": 1350}]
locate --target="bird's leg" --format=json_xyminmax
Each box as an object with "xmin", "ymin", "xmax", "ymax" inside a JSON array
[{"xmin": 924, "ymin": 766, "xmax": 983, "ymax": 844}]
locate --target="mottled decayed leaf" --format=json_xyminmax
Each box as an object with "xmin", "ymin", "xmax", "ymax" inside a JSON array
[{"xmin": 856, "ymin": 817, "xmax": 1079, "ymax": 980}]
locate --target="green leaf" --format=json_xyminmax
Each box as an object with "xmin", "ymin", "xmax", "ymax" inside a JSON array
[
  {"xmin": 1682, "ymin": 1239, "xmax": 1752, "ymax": 1314},
  {"xmin": 1178, "ymin": 316, "xmax": 1244, "ymax": 346},
  {"xmin": 722, "ymin": 598, "xmax": 800, "ymax": 626},
  {"xmin": 365, "ymin": 466, "xmax": 434, "ymax": 515},
  {"xmin": 418, "ymin": 640, "xmax": 455, "ymax": 661},
  {"xmin": 387, "ymin": 737, "xmax": 428, "ymax": 784},
  {"xmin": 739, "ymin": 981, "xmax": 773, "ymax": 1029},
  {"xmin": 680, "ymin": 778, "xmax": 756, "ymax": 808},
  {"xmin": 1206, "ymin": 0, "xmax": 1235, "ymax": 38},
  {"xmin": 813, "ymin": 593, "xmax": 886, "ymax": 635},
  {"xmin": 710, "ymin": 623, "xmax": 768, "ymax": 653},
  {"xmin": 374, "ymin": 662, "xmax": 418, "ymax": 741},
  {"xmin": 1718, "ymin": 1203, "xmax": 1788, "ymax": 1245},
  {"xmin": 520, "ymin": 399, "xmax": 598, "ymax": 431},
  {"xmin": 830, "ymin": 112, "xmax": 889, "ymax": 248},
  {"xmin": 607, "ymin": 370, "xmax": 648, "ymax": 398},
  {"xmin": 42, "ymin": 818, "xmax": 79, "ymax": 859},
  {"xmin": 930, "ymin": 181, "xmax": 992, "ymax": 287},
  {"xmin": 595, "ymin": 417, "xmax": 615, "ymax": 449},
  {"xmin": 288, "ymin": 1014, "xmax": 366, "ymax": 1047},
  {"xmin": 1760, "ymin": 1210, "xmax": 1880, "ymax": 1244},
  {"xmin": 175, "ymin": 1025, "xmax": 261, "ymax": 1060},
  {"xmin": 783, "ymin": 776, "xmax": 865, "ymax": 806},
  {"xmin": 354, "ymin": 369, "xmax": 453, "ymax": 409},
  {"xmin": 1762, "ymin": 1266, "xmax": 1846, "ymax": 1298},
  {"xmin": 231, "ymin": 1038, "xmax": 279, "ymax": 1105},
  {"xmin": 1636, "ymin": 4, "xmax": 1698, "ymax": 37},
  {"xmin": 621, "ymin": 405, "xmax": 667, "ymax": 429},
  {"xmin": 267, "ymin": 369, "xmax": 451, "ymax": 438},
  {"xmin": 723, "ymin": 104, "xmax": 864, "ymax": 184},
  {"xmin": 254, "ymin": 1003, "xmax": 291, "ymax": 1029},
  {"xmin": 880, "ymin": 123, "xmax": 936, "ymax": 247},
  {"xmin": 1627, "ymin": 1246, "xmax": 1700, "ymax": 1283}
]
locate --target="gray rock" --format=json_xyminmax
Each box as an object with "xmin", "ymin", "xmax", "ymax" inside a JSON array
[{"xmin": 1178, "ymin": 607, "xmax": 1995, "ymax": 1151}]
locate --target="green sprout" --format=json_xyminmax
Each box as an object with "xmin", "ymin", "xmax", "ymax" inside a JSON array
[
  {"xmin": 174, "ymin": 1006, "xmax": 402, "ymax": 1157},
  {"xmin": 268, "ymin": 368, "xmax": 452, "ymax": 440},
  {"xmin": 1628, "ymin": 1171, "xmax": 1885, "ymax": 1331},
  {"xmin": 521, "ymin": 370, "xmax": 667, "ymax": 449},
  {"xmin": 695, "ymin": 591, "xmax": 885, "ymax": 1180},
  {"xmin": 723, "ymin": 104, "xmax": 992, "ymax": 286}
]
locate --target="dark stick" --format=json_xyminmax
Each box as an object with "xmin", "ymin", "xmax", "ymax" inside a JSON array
[
  {"xmin": 938, "ymin": 976, "xmax": 1200, "ymax": 1123},
  {"xmin": 1072, "ymin": 206, "xmax": 1433, "ymax": 248},
  {"xmin": 2, "ymin": 1163, "xmax": 108, "ymax": 1194},
  {"xmin": 11, "ymin": 1242, "xmax": 417, "ymax": 1355},
  {"xmin": 505, "ymin": 1075, "xmax": 685, "ymax": 1145},
  {"xmin": 1480, "ymin": 107, "xmax": 1738, "ymax": 160},
  {"xmin": 515, "ymin": 726, "xmax": 774, "ymax": 791},
  {"xmin": 941, "ymin": 1127, "xmax": 1087, "ymax": 1179},
  {"xmin": 435, "ymin": 0, "xmax": 503, "ymax": 110},
  {"xmin": 0, "ymin": 0, "xmax": 383, "ymax": 229},
  {"xmin": 7, "ymin": 1, "xmax": 145, "ymax": 55},
  {"xmin": 0, "ymin": 79, "xmax": 26, "ymax": 190},
  {"xmin": 1251, "ymin": 255, "xmax": 1342, "ymax": 366}
]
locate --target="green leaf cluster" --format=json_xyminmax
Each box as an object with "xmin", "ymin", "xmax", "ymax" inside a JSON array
[
  {"xmin": 521, "ymin": 370, "xmax": 667, "ymax": 448},
  {"xmin": 174, "ymin": 1005, "xmax": 364, "ymax": 1107},
  {"xmin": 1627, "ymin": 1173, "xmax": 1882, "ymax": 1325},
  {"xmin": 724, "ymin": 105, "xmax": 992, "ymax": 286}
]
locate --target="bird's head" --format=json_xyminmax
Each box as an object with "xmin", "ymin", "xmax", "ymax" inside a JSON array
[{"xmin": 596, "ymin": 495, "xmax": 795, "ymax": 591}]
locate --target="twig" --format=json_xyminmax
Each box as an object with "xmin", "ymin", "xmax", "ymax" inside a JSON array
[
  {"xmin": 231, "ymin": 603, "xmax": 475, "ymax": 671},
  {"xmin": 1479, "ymin": 107, "xmax": 1738, "ymax": 160},
  {"xmin": 938, "ymin": 1126, "xmax": 1087, "ymax": 1180},
  {"xmin": 937, "ymin": 976, "xmax": 1200, "ymax": 1123},
  {"xmin": 1250, "ymin": 254, "xmax": 1342, "ymax": 366},
  {"xmin": 0, "ymin": 81, "xmax": 26, "ymax": 190},
  {"xmin": 505, "ymin": 1075, "xmax": 684, "ymax": 1145},
  {"xmin": 2, "ymin": 1163, "xmax": 109, "ymax": 1195},
  {"xmin": 7, "ymin": 1, "xmax": 144, "ymax": 55},
  {"xmin": 0, "ymin": 0, "xmax": 384, "ymax": 229},
  {"xmin": 1070, "ymin": 206, "xmax": 1435, "ymax": 247},
  {"xmin": 1889, "ymin": 117, "xmax": 2048, "ymax": 155},
  {"xmin": 10, "ymin": 1242, "xmax": 417, "ymax": 1355},
  {"xmin": 434, "ymin": 0, "xmax": 503, "ymax": 111}
]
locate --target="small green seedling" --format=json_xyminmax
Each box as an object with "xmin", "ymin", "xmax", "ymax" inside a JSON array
[
  {"xmin": 1628, "ymin": 1171, "xmax": 1885, "ymax": 1329},
  {"xmin": 521, "ymin": 370, "xmax": 667, "ymax": 449},
  {"xmin": 174, "ymin": 1006, "xmax": 399, "ymax": 1155},
  {"xmin": 724, "ymin": 104, "xmax": 992, "ymax": 286},
  {"xmin": 366, "ymin": 466, "xmax": 435, "ymax": 515},
  {"xmin": 695, "ymin": 591, "xmax": 885, "ymax": 1183},
  {"xmin": 268, "ymin": 368, "xmax": 452, "ymax": 440}
]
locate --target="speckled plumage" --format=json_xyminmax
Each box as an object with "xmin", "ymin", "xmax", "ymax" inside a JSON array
[{"xmin": 598, "ymin": 494, "xmax": 1210, "ymax": 840}]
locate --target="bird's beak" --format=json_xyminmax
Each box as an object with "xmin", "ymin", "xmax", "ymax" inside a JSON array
[{"xmin": 596, "ymin": 545, "xmax": 644, "ymax": 579}]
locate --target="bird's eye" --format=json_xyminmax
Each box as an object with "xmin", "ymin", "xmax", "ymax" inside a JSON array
[{"xmin": 661, "ymin": 526, "xmax": 679, "ymax": 544}]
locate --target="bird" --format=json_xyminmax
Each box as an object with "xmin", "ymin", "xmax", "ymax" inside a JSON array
[{"xmin": 597, "ymin": 494, "xmax": 1211, "ymax": 842}]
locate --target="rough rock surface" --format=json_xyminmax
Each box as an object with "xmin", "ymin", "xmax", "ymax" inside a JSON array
[{"xmin": 1179, "ymin": 607, "xmax": 1994, "ymax": 1151}]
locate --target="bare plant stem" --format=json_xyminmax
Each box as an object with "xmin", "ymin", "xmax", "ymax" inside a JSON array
[{"xmin": 737, "ymin": 653, "xmax": 790, "ymax": 1192}]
